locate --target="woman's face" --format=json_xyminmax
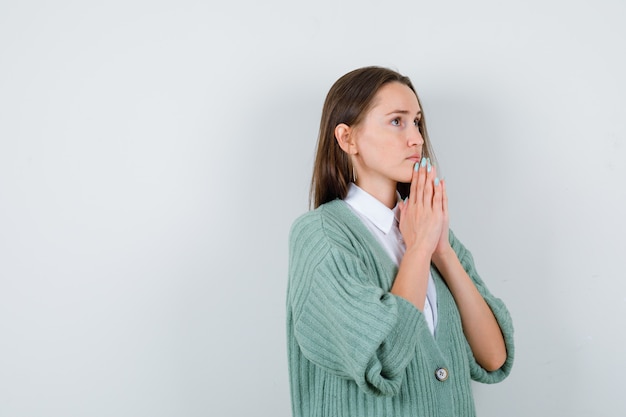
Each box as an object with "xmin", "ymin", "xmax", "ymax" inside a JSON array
[{"xmin": 351, "ymin": 81, "xmax": 424, "ymax": 194}]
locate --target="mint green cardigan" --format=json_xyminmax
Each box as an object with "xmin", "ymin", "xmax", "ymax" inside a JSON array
[{"xmin": 287, "ymin": 200, "xmax": 514, "ymax": 417}]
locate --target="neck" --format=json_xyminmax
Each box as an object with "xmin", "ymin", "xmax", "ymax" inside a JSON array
[{"xmin": 354, "ymin": 180, "xmax": 398, "ymax": 209}]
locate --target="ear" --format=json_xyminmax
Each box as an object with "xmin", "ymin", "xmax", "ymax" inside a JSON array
[{"xmin": 334, "ymin": 123, "xmax": 357, "ymax": 155}]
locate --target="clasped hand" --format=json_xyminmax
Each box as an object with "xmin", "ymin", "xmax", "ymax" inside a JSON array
[{"xmin": 398, "ymin": 158, "xmax": 449, "ymax": 257}]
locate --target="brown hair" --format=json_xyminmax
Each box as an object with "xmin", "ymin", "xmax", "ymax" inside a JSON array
[{"xmin": 310, "ymin": 66, "xmax": 436, "ymax": 209}]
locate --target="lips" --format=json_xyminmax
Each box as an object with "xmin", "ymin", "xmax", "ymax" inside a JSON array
[{"xmin": 407, "ymin": 154, "xmax": 421, "ymax": 163}]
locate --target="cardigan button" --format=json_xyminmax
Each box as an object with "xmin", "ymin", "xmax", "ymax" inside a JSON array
[{"xmin": 435, "ymin": 367, "xmax": 449, "ymax": 381}]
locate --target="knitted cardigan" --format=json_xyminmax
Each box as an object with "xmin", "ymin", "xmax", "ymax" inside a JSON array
[{"xmin": 287, "ymin": 199, "xmax": 514, "ymax": 417}]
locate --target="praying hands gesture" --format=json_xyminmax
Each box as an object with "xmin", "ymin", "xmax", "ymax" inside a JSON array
[
  {"xmin": 397, "ymin": 157, "xmax": 448, "ymax": 258},
  {"xmin": 393, "ymin": 157, "xmax": 507, "ymax": 371}
]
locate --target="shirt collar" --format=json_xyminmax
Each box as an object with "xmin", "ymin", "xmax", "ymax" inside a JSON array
[{"xmin": 344, "ymin": 183, "xmax": 400, "ymax": 234}]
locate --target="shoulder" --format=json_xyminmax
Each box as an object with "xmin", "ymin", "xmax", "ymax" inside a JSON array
[
  {"xmin": 289, "ymin": 200, "xmax": 370, "ymax": 267},
  {"xmin": 289, "ymin": 200, "xmax": 353, "ymax": 244}
]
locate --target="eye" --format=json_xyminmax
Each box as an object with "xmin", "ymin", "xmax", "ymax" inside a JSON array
[
  {"xmin": 414, "ymin": 118, "xmax": 421, "ymax": 126},
  {"xmin": 391, "ymin": 118, "xmax": 401, "ymax": 126}
]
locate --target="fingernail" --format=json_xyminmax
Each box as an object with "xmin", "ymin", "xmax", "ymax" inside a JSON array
[
  {"xmin": 414, "ymin": 162, "xmax": 419, "ymax": 171},
  {"xmin": 427, "ymin": 160, "xmax": 432, "ymax": 173},
  {"xmin": 434, "ymin": 177, "xmax": 440, "ymax": 186},
  {"xmin": 420, "ymin": 157, "xmax": 427, "ymax": 167},
  {"xmin": 404, "ymin": 196, "xmax": 408, "ymax": 203}
]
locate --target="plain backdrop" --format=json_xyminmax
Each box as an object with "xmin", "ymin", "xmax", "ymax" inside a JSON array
[{"xmin": 1, "ymin": 0, "xmax": 625, "ymax": 416}]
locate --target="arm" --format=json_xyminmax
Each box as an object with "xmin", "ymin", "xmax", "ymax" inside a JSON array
[
  {"xmin": 432, "ymin": 244, "xmax": 507, "ymax": 371},
  {"xmin": 433, "ymin": 179, "xmax": 508, "ymax": 372},
  {"xmin": 439, "ymin": 229, "xmax": 515, "ymax": 382},
  {"xmin": 288, "ymin": 212, "xmax": 427, "ymax": 396},
  {"xmin": 398, "ymin": 159, "xmax": 510, "ymax": 373}
]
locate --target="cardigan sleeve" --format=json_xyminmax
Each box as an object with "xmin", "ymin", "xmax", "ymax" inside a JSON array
[
  {"xmin": 288, "ymin": 213, "xmax": 427, "ymax": 397},
  {"xmin": 448, "ymin": 229, "xmax": 515, "ymax": 384}
]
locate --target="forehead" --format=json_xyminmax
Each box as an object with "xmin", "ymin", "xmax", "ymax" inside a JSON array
[{"xmin": 370, "ymin": 82, "xmax": 420, "ymax": 113}]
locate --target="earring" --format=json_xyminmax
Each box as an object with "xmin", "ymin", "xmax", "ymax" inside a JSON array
[{"xmin": 352, "ymin": 164, "xmax": 357, "ymax": 182}]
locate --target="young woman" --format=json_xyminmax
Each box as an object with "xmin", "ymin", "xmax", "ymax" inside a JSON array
[{"xmin": 286, "ymin": 66, "xmax": 514, "ymax": 416}]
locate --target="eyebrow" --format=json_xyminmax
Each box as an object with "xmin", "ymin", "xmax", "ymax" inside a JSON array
[{"xmin": 385, "ymin": 109, "xmax": 422, "ymax": 117}]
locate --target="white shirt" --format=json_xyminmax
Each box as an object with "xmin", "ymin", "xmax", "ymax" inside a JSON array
[{"xmin": 344, "ymin": 183, "xmax": 438, "ymax": 336}]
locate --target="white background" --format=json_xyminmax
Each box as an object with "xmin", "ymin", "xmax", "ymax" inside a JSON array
[{"xmin": 1, "ymin": 0, "xmax": 625, "ymax": 416}]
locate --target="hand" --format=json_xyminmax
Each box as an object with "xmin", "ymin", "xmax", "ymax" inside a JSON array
[
  {"xmin": 433, "ymin": 176, "xmax": 451, "ymax": 256},
  {"xmin": 398, "ymin": 158, "xmax": 445, "ymax": 257}
]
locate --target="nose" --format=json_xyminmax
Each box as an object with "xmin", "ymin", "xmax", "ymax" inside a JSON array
[{"xmin": 407, "ymin": 126, "xmax": 424, "ymax": 148}]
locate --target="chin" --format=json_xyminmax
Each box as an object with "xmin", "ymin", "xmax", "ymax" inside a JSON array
[{"xmin": 397, "ymin": 172, "xmax": 413, "ymax": 184}]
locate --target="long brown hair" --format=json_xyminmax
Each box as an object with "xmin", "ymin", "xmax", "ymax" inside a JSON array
[{"xmin": 310, "ymin": 66, "xmax": 436, "ymax": 209}]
